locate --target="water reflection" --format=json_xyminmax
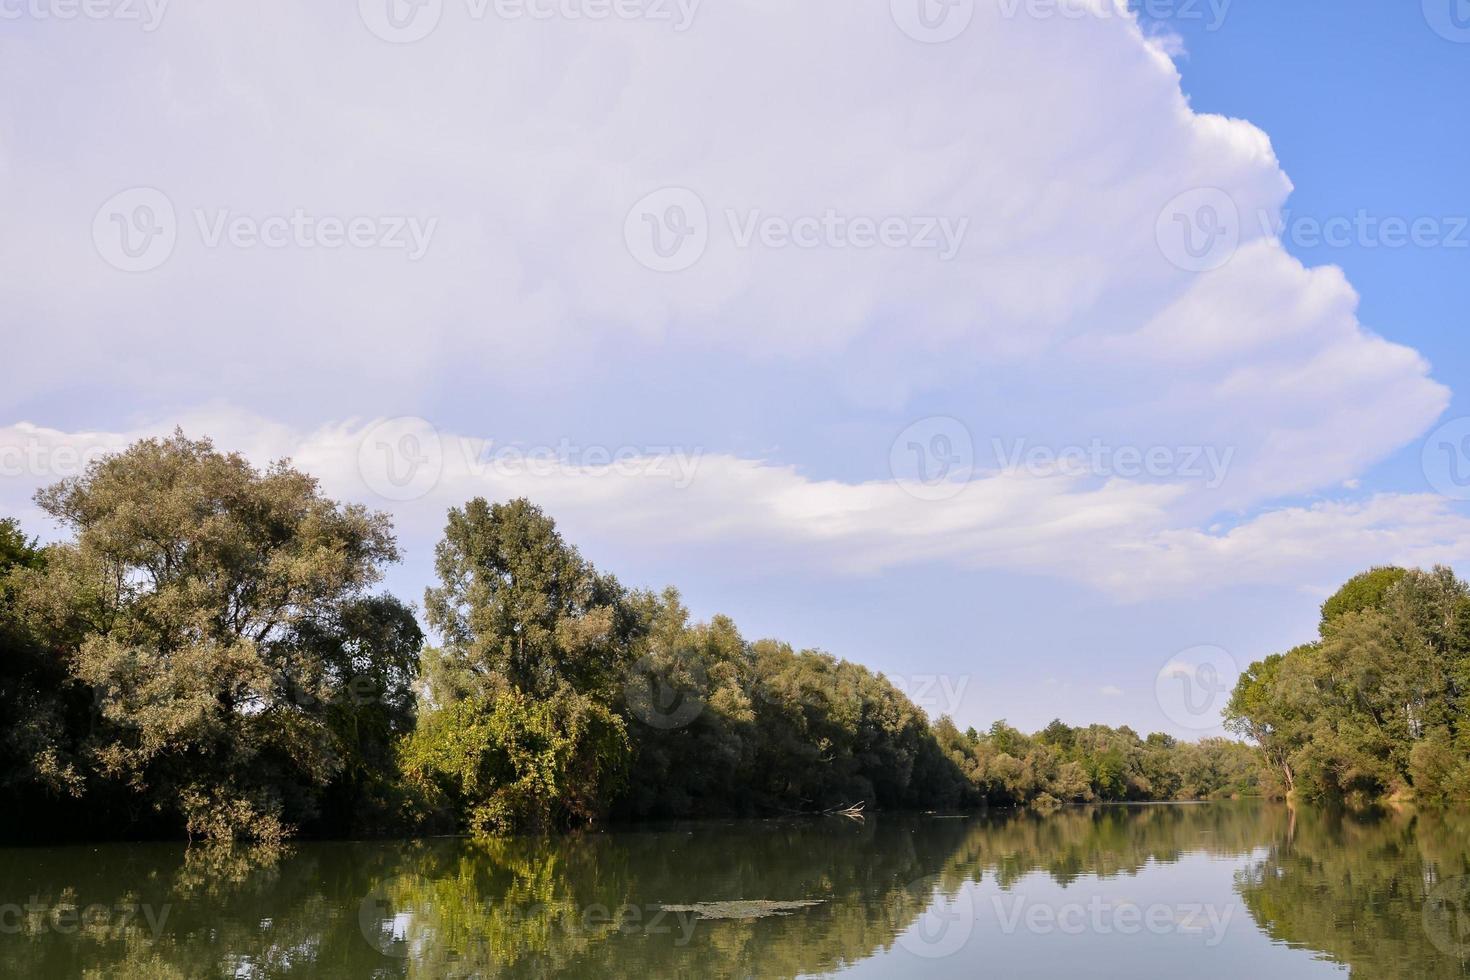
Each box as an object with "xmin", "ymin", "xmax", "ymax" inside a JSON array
[
  {"xmin": 1236, "ymin": 806, "xmax": 1470, "ymax": 979},
  {"xmin": 1, "ymin": 803, "xmax": 1468, "ymax": 978}
]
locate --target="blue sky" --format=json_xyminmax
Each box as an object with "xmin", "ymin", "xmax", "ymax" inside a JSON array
[{"xmin": 3, "ymin": 0, "xmax": 1468, "ymax": 737}]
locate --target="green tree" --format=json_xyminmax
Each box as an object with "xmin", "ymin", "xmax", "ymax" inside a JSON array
[
  {"xmin": 400, "ymin": 687, "xmax": 628, "ymax": 834},
  {"xmin": 1230, "ymin": 565, "xmax": 1470, "ymax": 806},
  {"xmin": 1319, "ymin": 566, "xmax": 1407, "ymax": 630},
  {"xmin": 0, "ymin": 517, "xmax": 90, "ymax": 832},
  {"xmin": 422, "ymin": 498, "xmax": 635, "ymax": 702},
  {"xmin": 16, "ymin": 432, "xmax": 409, "ymax": 841}
]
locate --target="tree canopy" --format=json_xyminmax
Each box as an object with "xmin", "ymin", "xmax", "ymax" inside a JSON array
[
  {"xmin": 10, "ymin": 432, "xmax": 1448, "ymax": 844},
  {"xmin": 1227, "ymin": 566, "xmax": 1470, "ymax": 807}
]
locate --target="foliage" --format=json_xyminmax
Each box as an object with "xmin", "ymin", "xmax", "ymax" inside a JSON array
[
  {"xmin": 2, "ymin": 432, "xmax": 413, "ymax": 841},
  {"xmin": 0, "ymin": 517, "xmax": 87, "ymax": 825},
  {"xmin": 1228, "ymin": 565, "xmax": 1470, "ymax": 806},
  {"xmin": 1319, "ymin": 566, "xmax": 1407, "ymax": 630},
  {"xmin": 0, "ymin": 434, "xmax": 1287, "ymax": 844},
  {"xmin": 399, "ymin": 688, "xmax": 628, "ymax": 835},
  {"xmin": 422, "ymin": 497, "xmax": 636, "ymax": 702}
]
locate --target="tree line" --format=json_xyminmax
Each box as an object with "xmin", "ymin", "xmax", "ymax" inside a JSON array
[
  {"xmin": 1, "ymin": 432, "xmax": 1275, "ymax": 843},
  {"xmin": 1226, "ymin": 565, "xmax": 1470, "ymax": 807}
]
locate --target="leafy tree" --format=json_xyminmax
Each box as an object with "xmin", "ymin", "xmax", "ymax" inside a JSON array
[
  {"xmin": 1319, "ymin": 566, "xmax": 1407, "ymax": 630},
  {"xmin": 13, "ymin": 431, "xmax": 408, "ymax": 841},
  {"xmin": 0, "ymin": 517, "xmax": 90, "ymax": 834},
  {"xmin": 1231, "ymin": 565, "xmax": 1470, "ymax": 807},
  {"xmin": 422, "ymin": 498, "xmax": 635, "ymax": 702},
  {"xmin": 399, "ymin": 688, "xmax": 628, "ymax": 834}
]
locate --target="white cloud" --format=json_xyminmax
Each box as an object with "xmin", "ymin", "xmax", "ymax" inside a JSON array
[
  {"xmin": 0, "ymin": 0, "xmax": 1446, "ymax": 508},
  {"xmin": 5, "ymin": 413, "xmax": 1469, "ymax": 601},
  {"xmin": 0, "ymin": 0, "xmax": 1460, "ymax": 604}
]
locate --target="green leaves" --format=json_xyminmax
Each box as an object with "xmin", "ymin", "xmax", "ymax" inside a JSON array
[
  {"xmin": 1232, "ymin": 566, "xmax": 1470, "ymax": 806},
  {"xmin": 400, "ymin": 688, "xmax": 629, "ymax": 835},
  {"xmin": 7, "ymin": 432, "xmax": 409, "ymax": 842},
  {"xmin": 423, "ymin": 498, "xmax": 631, "ymax": 702}
]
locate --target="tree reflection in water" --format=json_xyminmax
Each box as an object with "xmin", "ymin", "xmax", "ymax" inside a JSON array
[{"xmin": 1, "ymin": 803, "xmax": 1468, "ymax": 978}]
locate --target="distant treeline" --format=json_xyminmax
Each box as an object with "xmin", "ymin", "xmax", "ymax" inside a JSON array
[
  {"xmin": 1226, "ymin": 565, "xmax": 1470, "ymax": 807},
  {"xmin": 0, "ymin": 433, "xmax": 1274, "ymax": 843}
]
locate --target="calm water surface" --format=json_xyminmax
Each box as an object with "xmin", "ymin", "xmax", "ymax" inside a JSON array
[{"xmin": 3, "ymin": 802, "xmax": 1469, "ymax": 978}]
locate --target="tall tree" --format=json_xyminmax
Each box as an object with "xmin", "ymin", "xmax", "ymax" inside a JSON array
[
  {"xmin": 422, "ymin": 498, "xmax": 635, "ymax": 701},
  {"xmin": 17, "ymin": 431, "xmax": 412, "ymax": 841}
]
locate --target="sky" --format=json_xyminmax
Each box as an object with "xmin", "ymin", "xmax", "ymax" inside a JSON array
[{"xmin": 2, "ymin": 0, "xmax": 1468, "ymax": 738}]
